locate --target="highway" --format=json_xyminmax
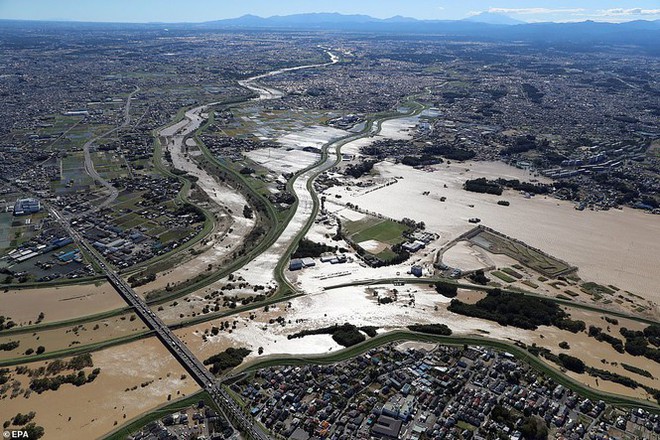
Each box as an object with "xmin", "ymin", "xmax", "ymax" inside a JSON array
[
  {"xmin": 45, "ymin": 51, "xmax": 343, "ymax": 439},
  {"xmin": 49, "ymin": 208, "xmax": 271, "ymax": 440}
]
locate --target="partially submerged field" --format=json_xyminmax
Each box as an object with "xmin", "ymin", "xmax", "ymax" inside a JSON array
[
  {"xmin": 0, "ymin": 313, "xmax": 147, "ymax": 362},
  {"xmin": 344, "ymin": 215, "xmax": 410, "ymax": 260},
  {"xmin": 176, "ymin": 283, "xmax": 659, "ymax": 403},
  {"xmin": 0, "ymin": 282, "xmax": 124, "ymax": 326},
  {"xmin": 323, "ymin": 160, "xmax": 660, "ymax": 304},
  {"xmin": 0, "ymin": 338, "xmax": 199, "ymax": 440},
  {"xmin": 469, "ymin": 228, "xmax": 574, "ymax": 277}
]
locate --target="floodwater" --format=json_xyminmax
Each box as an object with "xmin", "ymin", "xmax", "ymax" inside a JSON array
[
  {"xmin": 0, "ymin": 282, "xmax": 124, "ymax": 325},
  {"xmin": 326, "ymin": 161, "xmax": 660, "ymax": 303},
  {"xmin": 179, "ymin": 285, "xmax": 658, "ymax": 401},
  {"xmin": 141, "ymin": 105, "xmax": 256, "ymax": 294},
  {"xmin": 1, "ymin": 337, "xmax": 199, "ymax": 440}
]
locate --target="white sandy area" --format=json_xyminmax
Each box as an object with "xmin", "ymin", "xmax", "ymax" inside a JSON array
[
  {"xmin": 358, "ymin": 239, "xmax": 388, "ymax": 253},
  {"xmin": 376, "ymin": 116, "xmax": 420, "ymax": 140},
  {"xmin": 144, "ymin": 105, "xmax": 255, "ymax": 294},
  {"xmin": 177, "ymin": 285, "xmax": 532, "ymax": 363},
  {"xmin": 324, "ymin": 161, "xmax": 660, "ymax": 302},
  {"xmin": 2, "ymin": 338, "xmax": 199, "ymax": 440},
  {"xmin": 290, "ymin": 245, "xmax": 438, "ymax": 293},
  {"xmin": 336, "ymin": 208, "xmax": 368, "ymax": 222},
  {"xmin": 246, "ymin": 147, "xmax": 319, "ymax": 174},
  {"xmin": 233, "ymin": 127, "xmax": 348, "ymax": 287},
  {"xmin": 234, "ymin": 158, "xmax": 315, "ymax": 287},
  {"xmin": 277, "ymin": 125, "xmax": 348, "ymax": 150},
  {"xmin": 441, "ymin": 241, "xmax": 494, "ymax": 271},
  {"xmin": 0, "ymin": 282, "xmax": 124, "ymax": 325},
  {"xmin": 341, "ymin": 136, "xmax": 375, "ymax": 157},
  {"xmin": 304, "ymin": 220, "xmax": 338, "ymax": 244}
]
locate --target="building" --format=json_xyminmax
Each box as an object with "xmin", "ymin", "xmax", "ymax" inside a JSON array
[
  {"xmin": 411, "ymin": 265, "xmax": 423, "ymax": 277},
  {"xmin": 403, "ymin": 240, "xmax": 425, "ymax": 253},
  {"xmin": 371, "ymin": 415, "xmax": 402, "ymax": 438},
  {"xmin": 289, "ymin": 259, "xmax": 304, "ymax": 271},
  {"xmin": 13, "ymin": 198, "xmax": 41, "ymax": 216}
]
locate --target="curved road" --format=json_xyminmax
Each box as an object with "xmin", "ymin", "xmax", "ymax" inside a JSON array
[{"xmin": 81, "ymin": 85, "xmax": 140, "ymax": 214}]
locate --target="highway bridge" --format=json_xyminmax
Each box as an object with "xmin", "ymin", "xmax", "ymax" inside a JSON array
[{"xmin": 50, "ymin": 208, "xmax": 271, "ymax": 440}]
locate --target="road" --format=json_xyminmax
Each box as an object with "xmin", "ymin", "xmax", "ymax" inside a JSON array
[
  {"xmin": 49, "ymin": 207, "xmax": 271, "ymax": 440},
  {"xmin": 48, "ymin": 50, "xmax": 343, "ymax": 439},
  {"xmin": 81, "ymin": 86, "xmax": 140, "ymax": 214}
]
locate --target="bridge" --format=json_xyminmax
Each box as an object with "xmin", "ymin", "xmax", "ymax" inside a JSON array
[{"xmin": 50, "ymin": 208, "xmax": 271, "ymax": 440}]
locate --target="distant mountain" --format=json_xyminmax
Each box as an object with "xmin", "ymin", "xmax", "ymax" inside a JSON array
[
  {"xmin": 382, "ymin": 15, "xmax": 419, "ymax": 23},
  {"xmin": 1, "ymin": 14, "xmax": 658, "ymax": 52},
  {"xmin": 463, "ymin": 12, "xmax": 525, "ymax": 26},
  {"xmin": 203, "ymin": 12, "xmax": 382, "ymax": 27}
]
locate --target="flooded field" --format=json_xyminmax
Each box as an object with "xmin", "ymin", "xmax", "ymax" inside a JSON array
[
  {"xmin": 325, "ymin": 161, "xmax": 660, "ymax": 302},
  {"xmin": 175, "ymin": 284, "xmax": 526, "ymax": 364},
  {"xmin": 530, "ymin": 309, "xmax": 658, "ymax": 392},
  {"xmin": 141, "ymin": 106, "xmax": 256, "ymax": 295},
  {"xmin": 1, "ymin": 337, "xmax": 199, "ymax": 440},
  {"xmin": 246, "ymin": 147, "xmax": 319, "ymax": 174},
  {"xmin": 0, "ymin": 313, "xmax": 147, "ymax": 361},
  {"xmin": 178, "ymin": 285, "xmax": 658, "ymax": 402},
  {"xmin": 0, "ymin": 282, "xmax": 125, "ymax": 325}
]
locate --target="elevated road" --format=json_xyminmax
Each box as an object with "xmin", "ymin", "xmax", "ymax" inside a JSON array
[{"xmin": 49, "ymin": 208, "xmax": 270, "ymax": 440}]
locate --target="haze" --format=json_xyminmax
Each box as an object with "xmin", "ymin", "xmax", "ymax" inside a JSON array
[{"xmin": 2, "ymin": 0, "xmax": 660, "ymax": 23}]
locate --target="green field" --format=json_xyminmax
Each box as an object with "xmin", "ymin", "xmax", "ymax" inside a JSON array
[
  {"xmin": 470, "ymin": 229, "xmax": 574, "ymax": 278},
  {"xmin": 343, "ymin": 216, "xmax": 410, "ymax": 262},
  {"xmin": 491, "ymin": 270, "xmax": 516, "ymax": 283},
  {"xmin": 345, "ymin": 217, "xmax": 409, "ymax": 245},
  {"xmin": 501, "ymin": 267, "xmax": 524, "ymax": 279}
]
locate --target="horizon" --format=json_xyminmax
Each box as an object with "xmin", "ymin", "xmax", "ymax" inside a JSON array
[{"xmin": 2, "ymin": 0, "xmax": 660, "ymax": 24}]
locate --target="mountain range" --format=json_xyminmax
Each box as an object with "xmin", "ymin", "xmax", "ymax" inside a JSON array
[{"xmin": 2, "ymin": 13, "xmax": 659, "ymax": 49}]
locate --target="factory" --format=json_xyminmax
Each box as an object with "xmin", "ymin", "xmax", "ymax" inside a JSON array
[{"xmin": 13, "ymin": 198, "xmax": 41, "ymax": 216}]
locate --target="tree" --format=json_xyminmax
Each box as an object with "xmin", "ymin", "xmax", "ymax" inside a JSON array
[
  {"xmin": 469, "ymin": 270, "xmax": 490, "ymax": 285},
  {"xmin": 434, "ymin": 282, "xmax": 458, "ymax": 298},
  {"xmin": 558, "ymin": 354, "xmax": 585, "ymax": 373},
  {"xmin": 243, "ymin": 204, "xmax": 253, "ymax": 219},
  {"xmin": 520, "ymin": 416, "xmax": 548, "ymax": 440}
]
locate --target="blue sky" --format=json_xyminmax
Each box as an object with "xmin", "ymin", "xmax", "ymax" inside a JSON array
[{"xmin": 2, "ymin": 0, "xmax": 659, "ymax": 23}]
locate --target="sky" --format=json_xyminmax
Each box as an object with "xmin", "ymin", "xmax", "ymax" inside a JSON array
[{"xmin": 1, "ymin": 0, "xmax": 659, "ymax": 23}]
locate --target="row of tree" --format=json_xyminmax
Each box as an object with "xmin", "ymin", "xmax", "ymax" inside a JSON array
[{"xmin": 447, "ymin": 289, "xmax": 585, "ymax": 333}]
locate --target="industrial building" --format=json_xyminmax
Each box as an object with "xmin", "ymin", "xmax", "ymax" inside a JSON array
[{"xmin": 13, "ymin": 198, "xmax": 41, "ymax": 216}]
